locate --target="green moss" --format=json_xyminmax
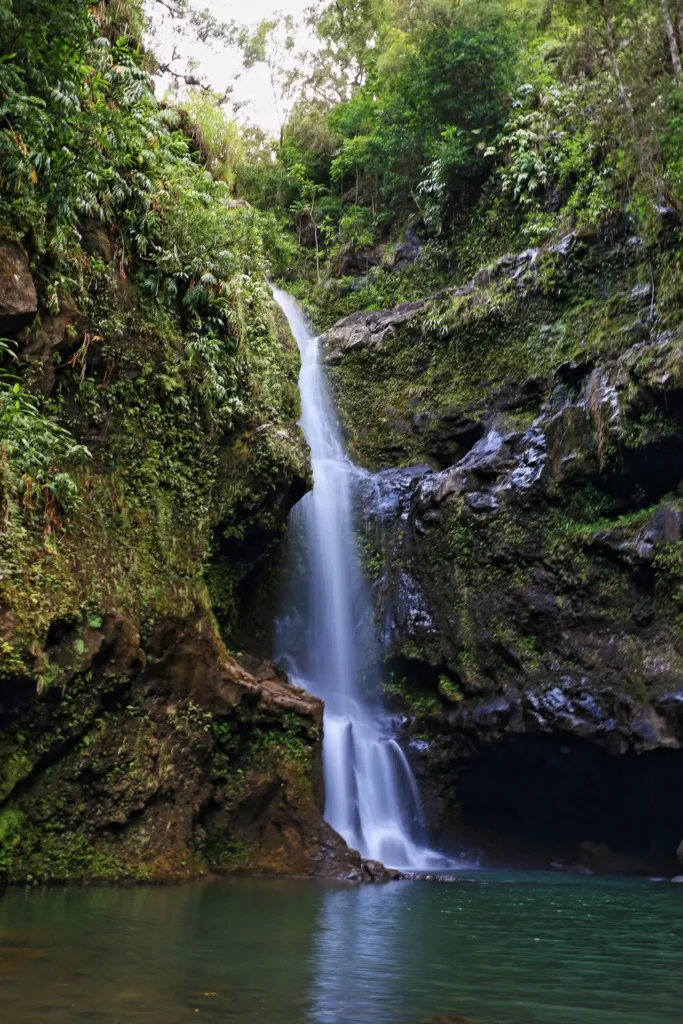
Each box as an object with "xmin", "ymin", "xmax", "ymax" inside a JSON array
[
  {"xmin": 204, "ymin": 832, "xmax": 249, "ymax": 871},
  {"xmin": 437, "ymin": 675, "xmax": 463, "ymax": 703},
  {"xmin": 0, "ymin": 275, "xmax": 306, "ymax": 682},
  {"xmin": 356, "ymin": 529, "xmax": 386, "ymax": 581},
  {"xmin": 382, "ymin": 675, "xmax": 441, "ymax": 715},
  {"xmin": 0, "ymin": 670, "xmax": 321, "ymax": 883},
  {"xmin": 0, "ymin": 751, "xmax": 34, "ymax": 803},
  {"xmin": 323, "ymin": 232, "xmax": 676, "ymax": 471},
  {"xmin": 0, "ymin": 809, "xmax": 24, "ymax": 873}
]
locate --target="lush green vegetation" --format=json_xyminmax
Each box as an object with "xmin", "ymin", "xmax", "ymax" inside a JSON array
[
  {"xmin": 3, "ymin": 0, "xmax": 683, "ymax": 661},
  {"xmin": 191, "ymin": 0, "xmax": 683, "ymax": 315},
  {"xmin": 0, "ymin": 0, "xmax": 305, "ymax": 670}
]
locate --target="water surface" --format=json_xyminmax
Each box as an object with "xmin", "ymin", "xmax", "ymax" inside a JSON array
[{"xmin": 1, "ymin": 873, "xmax": 681, "ymax": 1023}]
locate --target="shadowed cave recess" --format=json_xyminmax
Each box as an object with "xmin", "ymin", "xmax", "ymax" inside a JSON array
[{"xmin": 424, "ymin": 734, "xmax": 683, "ymax": 875}]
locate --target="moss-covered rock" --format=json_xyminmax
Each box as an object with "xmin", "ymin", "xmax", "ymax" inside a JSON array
[
  {"xmin": 0, "ymin": 606, "xmax": 360, "ymax": 883},
  {"xmin": 320, "ymin": 222, "xmax": 683, "ymax": 871},
  {"xmin": 0, "ymin": 212, "xmax": 351, "ymax": 882}
]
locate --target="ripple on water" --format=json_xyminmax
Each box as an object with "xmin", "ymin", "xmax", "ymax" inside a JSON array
[{"xmin": 0, "ymin": 874, "xmax": 681, "ymax": 1024}]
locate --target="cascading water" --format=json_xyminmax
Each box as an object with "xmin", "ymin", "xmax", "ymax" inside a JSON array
[{"xmin": 272, "ymin": 286, "xmax": 450, "ymax": 870}]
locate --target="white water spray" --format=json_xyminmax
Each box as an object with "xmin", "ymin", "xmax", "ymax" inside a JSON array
[{"xmin": 272, "ymin": 286, "xmax": 451, "ymax": 870}]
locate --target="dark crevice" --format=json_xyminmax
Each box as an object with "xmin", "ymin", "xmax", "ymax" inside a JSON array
[
  {"xmin": 445, "ymin": 734, "xmax": 683, "ymax": 875},
  {"xmin": 45, "ymin": 616, "xmax": 81, "ymax": 648},
  {"xmin": 596, "ymin": 436, "xmax": 683, "ymax": 510}
]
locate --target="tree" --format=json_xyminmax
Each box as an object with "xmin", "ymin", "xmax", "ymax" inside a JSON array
[
  {"xmin": 290, "ymin": 174, "xmax": 327, "ymax": 283},
  {"xmin": 657, "ymin": 0, "xmax": 682, "ymax": 80},
  {"xmin": 232, "ymin": 15, "xmax": 298, "ymax": 146}
]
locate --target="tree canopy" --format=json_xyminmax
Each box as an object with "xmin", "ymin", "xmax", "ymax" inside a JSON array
[{"xmin": 204, "ymin": 0, "xmax": 683, "ymax": 281}]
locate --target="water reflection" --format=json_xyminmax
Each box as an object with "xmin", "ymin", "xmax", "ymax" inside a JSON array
[
  {"xmin": 308, "ymin": 884, "xmax": 417, "ymax": 1023},
  {"xmin": 0, "ymin": 875, "xmax": 682, "ymax": 1024}
]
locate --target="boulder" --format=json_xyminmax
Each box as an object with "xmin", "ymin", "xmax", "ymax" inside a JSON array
[
  {"xmin": 322, "ymin": 301, "xmax": 425, "ymax": 364},
  {"xmin": 361, "ymin": 858, "xmax": 403, "ymax": 882},
  {"xmin": 79, "ymin": 219, "xmax": 113, "ymax": 262},
  {"xmin": 591, "ymin": 505, "xmax": 683, "ymax": 566},
  {"xmin": 0, "ymin": 240, "xmax": 37, "ymax": 336},
  {"xmin": 579, "ymin": 840, "xmax": 643, "ymax": 874},
  {"xmin": 22, "ymin": 294, "xmax": 84, "ymax": 392},
  {"xmin": 390, "ymin": 228, "xmax": 422, "ymax": 271},
  {"xmin": 337, "ymin": 244, "xmax": 383, "ymax": 277}
]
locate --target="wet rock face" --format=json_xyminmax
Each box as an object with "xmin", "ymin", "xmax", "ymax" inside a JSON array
[
  {"xmin": 415, "ymin": 426, "xmax": 548, "ymax": 514},
  {"xmin": 421, "ymin": 684, "xmax": 683, "ymax": 754},
  {"xmin": 0, "ymin": 608, "xmax": 360, "ymax": 884},
  {"xmin": 323, "ymin": 301, "xmax": 426, "ymax": 364},
  {"xmin": 330, "ymin": 227, "xmax": 683, "ymax": 871},
  {"xmin": 0, "ymin": 240, "xmax": 38, "ymax": 336}
]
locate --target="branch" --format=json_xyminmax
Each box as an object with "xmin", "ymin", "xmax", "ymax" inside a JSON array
[
  {"xmin": 155, "ymin": 0, "xmax": 184, "ymax": 16},
  {"xmin": 156, "ymin": 63, "xmax": 211, "ymax": 90}
]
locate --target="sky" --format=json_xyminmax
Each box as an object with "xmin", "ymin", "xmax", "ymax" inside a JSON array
[{"xmin": 149, "ymin": 0, "xmax": 313, "ymax": 133}]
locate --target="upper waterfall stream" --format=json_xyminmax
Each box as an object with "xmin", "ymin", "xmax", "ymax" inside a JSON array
[{"xmin": 272, "ymin": 286, "xmax": 450, "ymax": 870}]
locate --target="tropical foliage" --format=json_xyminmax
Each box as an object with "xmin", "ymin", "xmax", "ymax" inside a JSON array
[
  {"xmin": 217, "ymin": 0, "xmax": 683, "ymax": 277},
  {"xmin": 0, "ymin": 0, "xmax": 292, "ymax": 532}
]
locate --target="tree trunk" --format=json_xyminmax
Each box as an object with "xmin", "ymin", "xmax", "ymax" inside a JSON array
[
  {"xmin": 660, "ymin": 0, "xmax": 682, "ymax": 80},
  {"xmin": 313, "ymin": 216, "xmax": 320, "ymax": 285},
  {"xmin": 601, "ymin": 8, "xmax": 636, "ymax": 122},
  {"xmin": 599, "ymin": 1, "xmax": 683, "ymax": 216}
]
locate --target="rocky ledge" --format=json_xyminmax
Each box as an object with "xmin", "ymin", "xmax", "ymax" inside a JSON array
[{"xmin": 0, "ymin": 606, "xmax": 370, "ymax": 884}]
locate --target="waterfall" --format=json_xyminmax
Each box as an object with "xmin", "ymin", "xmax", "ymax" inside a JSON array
[{"xmin": 272, "ymin": 286, "xmax": 450, "ymax": 871}]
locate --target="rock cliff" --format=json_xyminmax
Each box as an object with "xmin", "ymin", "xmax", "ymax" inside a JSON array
[
  {"xmin": 322, "ymin": 221, "xmax": 683, "ymax": 874},
  {"xmin": 0, "ymin": 226, "xmax": 361, "ymax": 883},
  {"xmin": 0, "ymin": 608, "xmax": 359, "ymax": 882}
]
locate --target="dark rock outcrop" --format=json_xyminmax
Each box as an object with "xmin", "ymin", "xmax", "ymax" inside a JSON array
[
  {"xmin": 324, "ymin": 227, "xmax": 683, "ymax": 873},
  {"xmin": 0, "ymin": 240, "xmax": 37, "ymax": 336},
  {"xmin": 336, "ymin": 244, "xmax": 384, "ymax": 277},
  {"xmin": 324, "ymin": 301, "xmax": 426, "ymax": 364}
]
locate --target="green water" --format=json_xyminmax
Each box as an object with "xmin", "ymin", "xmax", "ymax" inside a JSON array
[{"xmin": 0, "ymin": 873, "xmax": 681, "ymax": 1024}]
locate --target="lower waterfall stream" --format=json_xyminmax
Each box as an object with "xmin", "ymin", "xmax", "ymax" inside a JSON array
[{"xmin": 271, "ymin": 286, "xmax": 448, "ymax": 870}]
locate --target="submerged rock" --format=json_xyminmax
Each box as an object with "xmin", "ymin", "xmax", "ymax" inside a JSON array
[
  {"xmin": 419, "ymin": 1015, "xmax": 480, "ymax": 1024},
  {"xmin": 361, "ymin": 858, "xmax": 404, "ymax": 883}
]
